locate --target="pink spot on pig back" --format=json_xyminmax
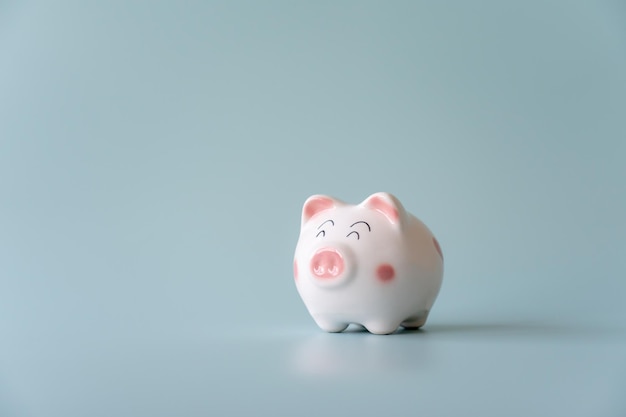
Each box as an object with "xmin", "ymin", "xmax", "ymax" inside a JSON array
[
  {"xmin": 433, "ymin": 237, "xmax": 443, "ymax": 261},
  {"xmin": 376, "ymin": 264, "xmax": 395, "ymax": 282},
  {"xmin": 294, "ymin": 260, "xmax": 298, "ymax": 281}
]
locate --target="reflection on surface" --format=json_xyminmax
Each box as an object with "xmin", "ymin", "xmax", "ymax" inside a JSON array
[{"xmin": 290, "ymin": 325, "xmax": 436, "ymax": 377}]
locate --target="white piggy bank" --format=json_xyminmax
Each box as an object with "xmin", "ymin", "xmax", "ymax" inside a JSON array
[{"xmin": 294, "ymin": 192, "xmax": 444, "ymax": 335}]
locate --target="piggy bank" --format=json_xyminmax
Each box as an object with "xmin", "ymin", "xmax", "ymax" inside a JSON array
[{"xmin": 293, "ymin": 192, "xmax": 444, "ymax": 335}]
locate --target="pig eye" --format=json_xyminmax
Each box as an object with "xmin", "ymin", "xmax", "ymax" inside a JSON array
[
  {"xmin": 316, "ymin": 219, "xmax": 333, "ymax": 238},
  {"xmin": 346, "ymin": 231, "xmax": 360, "ymax": 240}
]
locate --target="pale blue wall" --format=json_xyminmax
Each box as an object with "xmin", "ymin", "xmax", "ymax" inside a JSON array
[{"xmin": 1, "ymin": 2, "xmax": 625, "ymax": 416}]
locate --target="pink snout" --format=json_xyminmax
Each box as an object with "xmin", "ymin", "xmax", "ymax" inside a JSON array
[{"xmin": 310, "ymin": 248, "xmax": 345, "ymax": 279}]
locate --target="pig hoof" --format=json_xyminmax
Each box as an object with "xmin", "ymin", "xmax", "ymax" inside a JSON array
[
  {"xmin": 314, "ymin": 318, "xmax": 349, "ymax": 333},
  {"xmin": 364, "ymin": 322, "xmax": 399, "ymax": 335},
  {"xmin": 401, "ymin": 310, "xmax": 430, "ymax": 329}
]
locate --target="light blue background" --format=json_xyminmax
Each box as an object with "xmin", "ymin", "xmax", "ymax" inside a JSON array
[{"xmin": 1, "ymin": 1, "xmax": 625, "ymax": 416}]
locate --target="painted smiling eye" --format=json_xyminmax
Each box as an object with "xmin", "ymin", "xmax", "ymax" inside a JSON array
[
  {"xmin": 347, "ymin": 221, "xmax": 370, "ymax": 240},
  {"xmin": 346, "ymin": 231, "xmax": 360, "ymax": 240},
  {"xmin": 315, "ymin": 219, "xmax": 333, "ymax": 238}
]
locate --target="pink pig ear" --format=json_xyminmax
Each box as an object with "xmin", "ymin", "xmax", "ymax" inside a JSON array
[
  {"xmin": 301, "ymin": 195, "xmax": 340, "ymax": 225},
  {"xmin": 361, "ymin": 192, "xmax": 407, "ymax": 225}
]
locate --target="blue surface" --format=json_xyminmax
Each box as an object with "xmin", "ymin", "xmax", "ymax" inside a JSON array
[{"xmin": 1, "ymin": 1, "xmax": 625, "ymax": 416}]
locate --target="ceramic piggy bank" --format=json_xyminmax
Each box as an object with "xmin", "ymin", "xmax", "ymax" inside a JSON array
[{"xmin": 294, "ymin": 192, "xmax": 443, "ymax": 335}]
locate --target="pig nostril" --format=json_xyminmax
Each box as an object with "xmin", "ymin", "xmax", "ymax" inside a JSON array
[{"xmin": 310, "ymin": 249, "xmax": 344, "ymax": 279}]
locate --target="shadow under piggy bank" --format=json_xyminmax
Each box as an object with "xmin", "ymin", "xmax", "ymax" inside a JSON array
[{"xmin": 289, "ymin": 321, "xmax": 623, "ymax": 378}]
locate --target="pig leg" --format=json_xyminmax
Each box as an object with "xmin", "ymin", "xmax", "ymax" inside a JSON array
[
  {"xmin": 401, "ymin": 309, "xmax": 430, "ymax": 330},
  {"xmin": 313, "ymin": 316, "xmax": 349, "ymax": 333},
  {"xmin": 363, "ymin": 320, "xmax": 401, "ymax": 335}
]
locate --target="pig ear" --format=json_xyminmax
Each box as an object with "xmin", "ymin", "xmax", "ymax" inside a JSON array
[
  {"xmin": 361, "ymin": 192, "xmax": 407, "ymax": 226},
  {"xmin": 301, "ymin": 195, "xmax": 341, "ymax": 226}
]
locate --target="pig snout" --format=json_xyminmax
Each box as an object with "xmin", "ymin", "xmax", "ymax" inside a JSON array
[{"xmin": 310, "ymin": 248, "xmax": 345, "ymax": 279}]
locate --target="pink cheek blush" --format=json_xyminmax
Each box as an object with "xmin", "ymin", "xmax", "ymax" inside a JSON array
[
  {"xmin": 294, "ymin": 260, "xmax": 298, "ymax": 281},
  {"xmin": 376, "ymin": 264, "xmax": 395, "ymax": 283}
]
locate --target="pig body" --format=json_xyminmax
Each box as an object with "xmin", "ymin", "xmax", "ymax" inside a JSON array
[{"xmin": 294, "ymin": 192, "xmax": 443, "ymax": 335}]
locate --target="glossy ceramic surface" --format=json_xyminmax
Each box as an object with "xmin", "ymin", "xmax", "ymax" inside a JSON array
[{"xmin": 295, "ymin": 193, "xmax": 443, "ymax": 334}]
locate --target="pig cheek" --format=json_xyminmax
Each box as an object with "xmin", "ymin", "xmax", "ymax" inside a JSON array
[
  {"xmin": 376, "ymin": 263, "xmax": 395, "ymax": 283},
  {"xmin": 294, "ymin": 260, "xmax": 298, "ymax": 281}
]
